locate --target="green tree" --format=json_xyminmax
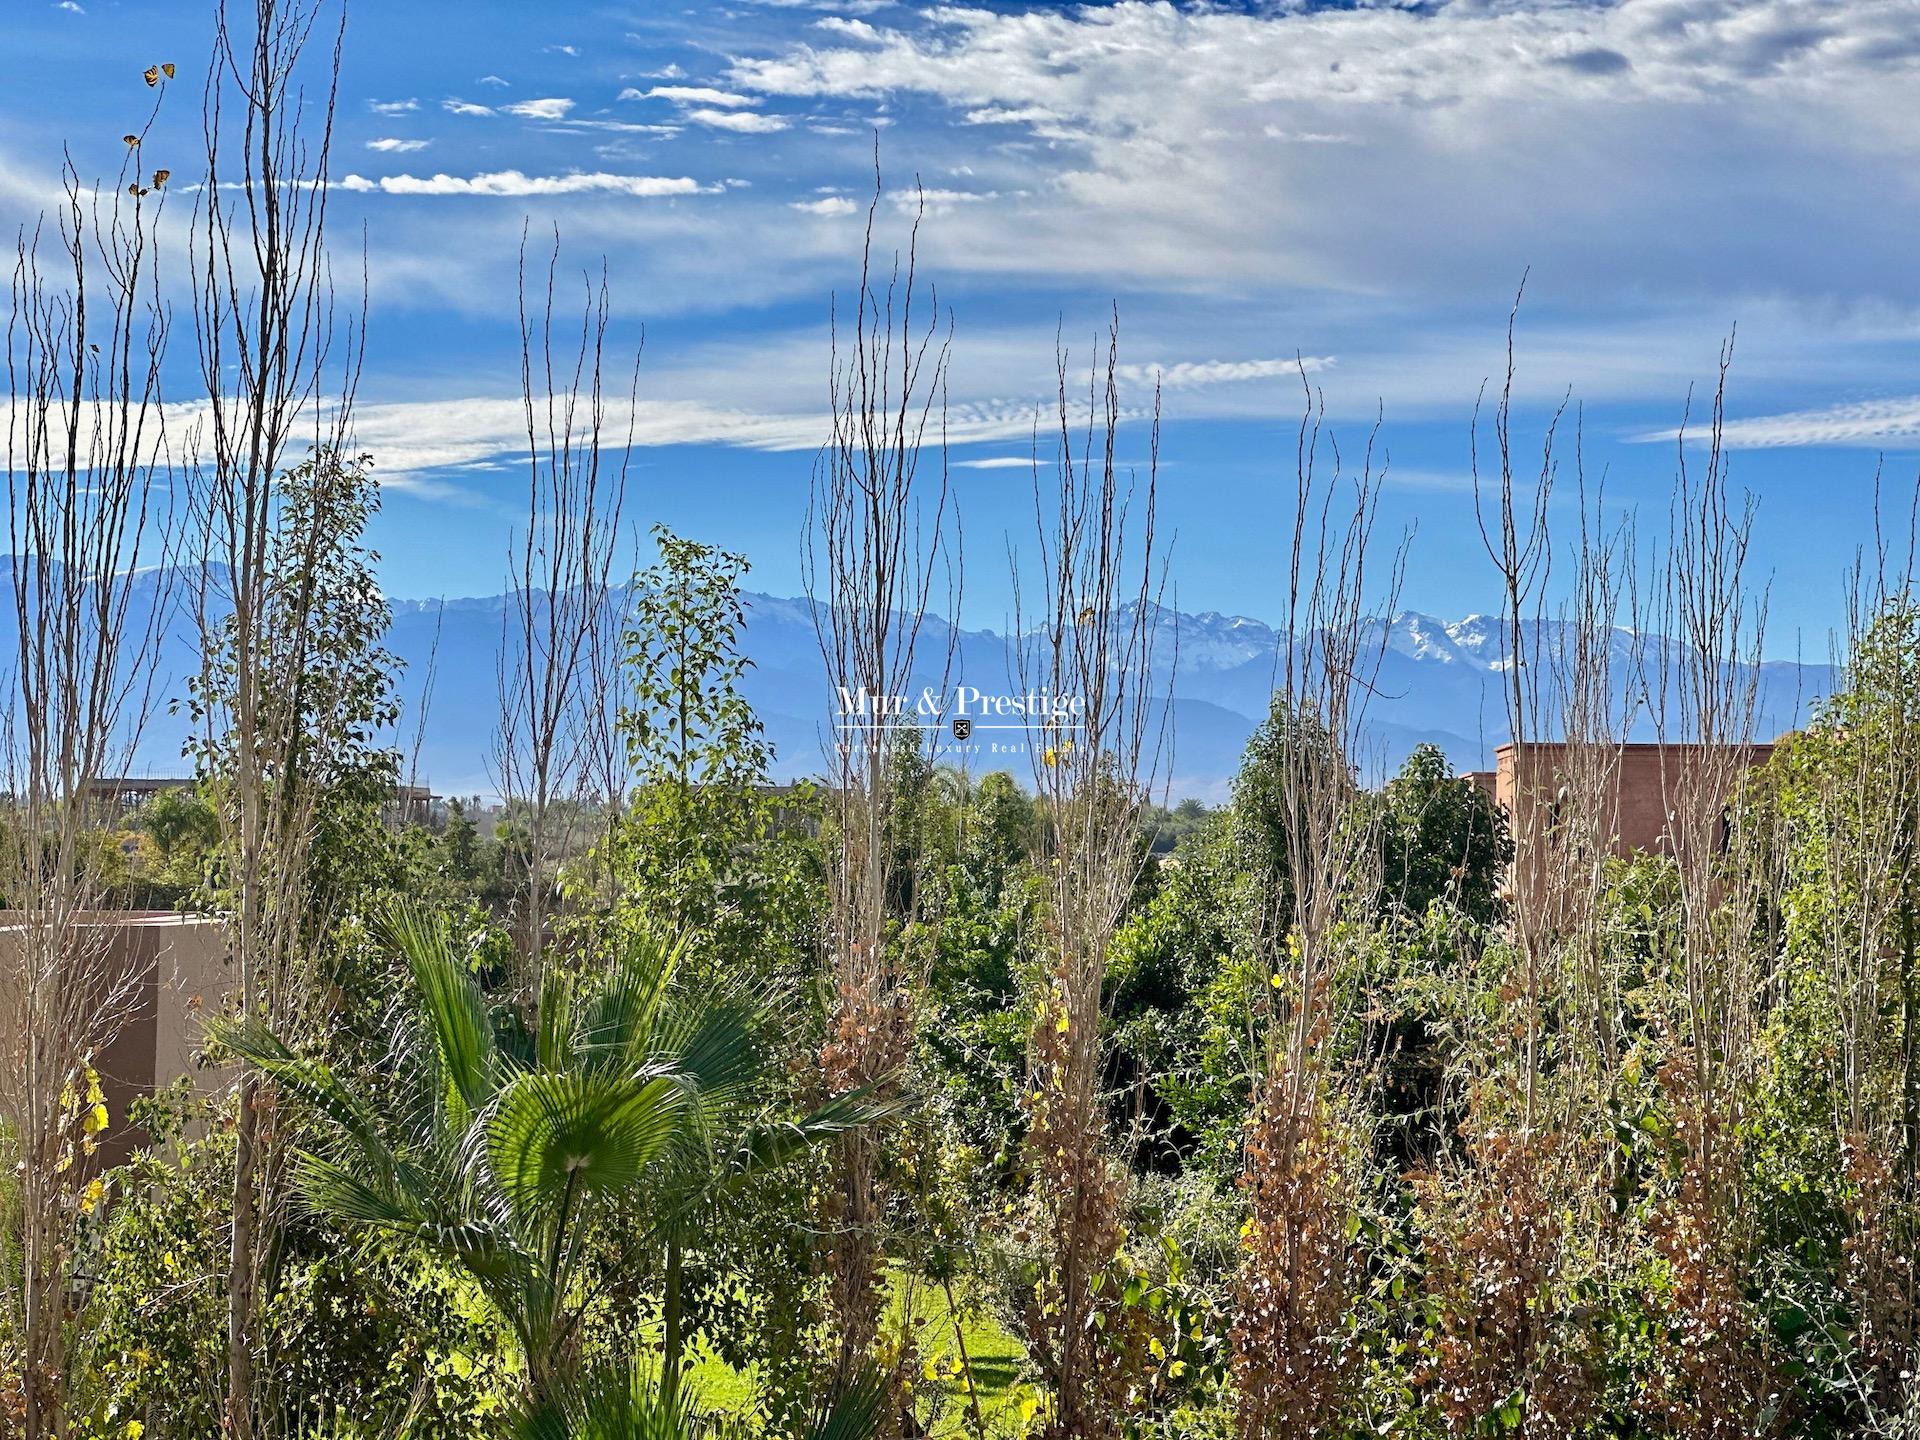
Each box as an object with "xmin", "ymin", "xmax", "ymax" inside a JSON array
[
  {"xmin": 1105, "ymin": 812, "xmax": 1261, "ymax": 1177},
  {"xmin": 1142, "ymin": 797, "xmax": 1215, "ymax": 856},
  {"xmin": 916, "ymin": 771, "xmax": 1044, "ymax": 1165},
  {"xmin": 134, "ymin": 785, "xmax": 221, "ymax": 862},
  {"xmin": 606, "ymin": 527, "xmax": 809, "ymax": 961},
  {"xmin": 590, "ymin": 528, "xmax": 845, "ymax": 1424},
  {"xmin": 1230, "ymin": 700, "xmax": 1348, "ymax": 935},
  {"xmin": 185, "ymin": 448, "xmax": 410, "ymax": 1435},
  {"xmin": 1374, "ymin": 742, "xmax": 1509, "ymax": 926},
  {"xmin": 76, "ymin": 1083, "xmax": 515, "ymax": 1439}
]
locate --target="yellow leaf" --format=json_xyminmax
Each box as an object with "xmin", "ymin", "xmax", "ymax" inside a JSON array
[
  {"xmin": 161, "ymin": 63, "xmax": 176, "ymax": 79},
  {"xmin": 153, "ymin": 169, "xmax": 171, "ymax": 186},
  {"xmin": 143, "ymin": 66, "xmax": 159, "ymax": 87},
  {"xmin": 123, "ymin": 134, "xmax": 140, "ymax": 147}
]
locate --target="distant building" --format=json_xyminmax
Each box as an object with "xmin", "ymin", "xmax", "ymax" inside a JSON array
[
  {"xmin": 83, "ymin": 776, "xmax": 192, "ymax": 815},
  {"xmin": 387, "ymin": 783, "xmax": 438, "ymax": 827},
  {"xmin": 1480, "ymin": 739, "xmax": 1777, "ymax": 862}
]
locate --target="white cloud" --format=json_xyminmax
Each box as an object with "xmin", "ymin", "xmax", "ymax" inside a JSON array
[
  {"xmin": 952, "ymin": 452, "xmax": 1158, "ymax": 472},
  {"xmin": 1262, "ymin": 128, "xmax": 1355, "ymax": 145},
  {"xmin": 735, "ymin": 0, "xmax": 893, "ymax": 11},
  {"xmin": 1116, "ymin": 356, "xmax": 1335, "ymax": 388},
  {"xmin": 335, "ymin": 170, "xmax": 711, "ymax": 198},
  {"xmin": 1641, "ymin": 395, "xmax": 1920, "ymax": 450},
  {"xmin": 790, "ymin": 195, "xmax": 858, "ymax": 216},
  {"xmin": 815, "ymin": 17, "xmax": 878, "ymax": 41},
  {"xmin": 367, "ymin": 137, "xmax": 430, "ymax": 153},
  {"xmin": 625, "ymin": 85, "xmax": 760, "ymax": 108},
  {"xmin": 267, "ymin": 0, "xmax": 1920, "ymax": 462},
  {"xmin": 897, "ymin": 187, "xmax": 996, "ymax": 211},
  {"xmin": 354, "ymin": 395, "xmax": 823, "ymax": 466},
  {"xmin": 340, "ymin": 387, "xmax": 1049, "ymax": 480},
  {"xmin": 478, "ymin": 74, "xmax": 509, "ymax": 87},
  {"xmin": 503, "ymin": 97, "xmax": 575, "ymax": 120},
  {"xmin": 963, "ymin": 106, "xmax": 1057, "ymax": 126},
  {"xmin": 54, "ymin": 2, "xmax": 84, "ymax": 13},
  {"xmin": 687, "ymin": 109, "xmax": 789, "ymax": 133},
  {"xmin": 723, "ymin": 0, "xmax": 1920, "ymax": 309},
  {"xmin": 441, "ymin": 98, "xmax": 493, "ymax": 117},
  {"xmin": 369, "ymin": 98, "xmax": 419, "ymax": 115},
  {"xmin": 547, "ymin": 44, "xmax": 579, "ymax": 57},
  {"xmin": 553, "ymin": 119, "xmax": 683, "ymax": 136}
]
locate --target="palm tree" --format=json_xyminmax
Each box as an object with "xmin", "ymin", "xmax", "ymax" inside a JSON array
[
  {"xmin": 219, "ymin": 903, "xmax": 898, "ymax": 1415},
  {"xmin": 513, "ymin": 1362, "xmax": 885, "ymax": 1440}
]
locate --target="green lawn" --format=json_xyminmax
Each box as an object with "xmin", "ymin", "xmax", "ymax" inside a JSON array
[{"xmin": 891, "ymin": 1269, "xmax": 1034, "ymax": 1437}]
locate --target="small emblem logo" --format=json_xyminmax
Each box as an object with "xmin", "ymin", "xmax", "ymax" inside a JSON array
[{"xmin": 951, "ymin": 716, "xmax": 972, "ymax": 741}]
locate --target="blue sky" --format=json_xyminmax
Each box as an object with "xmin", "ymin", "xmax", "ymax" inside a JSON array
[{"xmin": 9, "ymin": 0, "xmax": 1920, "ymax": 649}]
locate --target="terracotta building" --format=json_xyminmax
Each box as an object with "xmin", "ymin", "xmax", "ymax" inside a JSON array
[{"xmin": 1469, "ymin": 739, "xmax": 1778, "ymax": 861}]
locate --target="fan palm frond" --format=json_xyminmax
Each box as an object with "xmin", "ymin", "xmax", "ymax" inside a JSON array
[
  {"xmin": 488, "ymin": 1070, "xmax": 686, "ymax": 1220},
  {"xmin": 386, "ymin": 901, "xmax": 500, "ymax": 1121},
  {"xmin": 512, "ymin": 1359, "xmax": 696, "ymax": 1440}
]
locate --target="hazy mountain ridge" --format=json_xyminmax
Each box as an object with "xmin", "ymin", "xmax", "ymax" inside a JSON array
[{"xmin": 0, "ymin": 561, "xmax": 1837, "ymax": 801}]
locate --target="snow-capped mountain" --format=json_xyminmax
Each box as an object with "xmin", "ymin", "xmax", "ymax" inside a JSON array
[
  {"xmin": 372, "ymin": 596, "xmax": 1840, "ymax": 799},
  {"xmin": 0, "ymin": 560, "xmax": 1838, "ymax": 802}
]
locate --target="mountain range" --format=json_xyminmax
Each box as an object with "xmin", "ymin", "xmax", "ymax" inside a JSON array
[{"xmin": 63, "ymin": 566, "xmax": 1836, "ymax": 802}]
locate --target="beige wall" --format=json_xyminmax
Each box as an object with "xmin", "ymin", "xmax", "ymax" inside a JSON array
[{"xmin": 0, "ymin": 914, "xmax": 229, "ymax": 1171}]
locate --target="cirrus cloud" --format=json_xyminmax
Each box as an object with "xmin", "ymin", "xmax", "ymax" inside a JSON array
[
  {"xmin": 1640, "ymin": 396, "xmax": 1920, "ymax": 451},
  {"xmin": 335, "ymin": 169, "xmax": 712, "ymax": 198},
  {"xmin": 1119, "ymin": 356, "xmax": 1334, "ymax": 388}
]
